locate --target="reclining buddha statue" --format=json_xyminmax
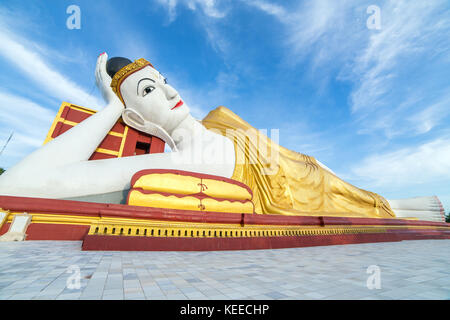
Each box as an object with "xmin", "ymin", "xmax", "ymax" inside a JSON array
[{"xmin": 0, "ymin": 53, "xmax": 395, "ymax": 218}]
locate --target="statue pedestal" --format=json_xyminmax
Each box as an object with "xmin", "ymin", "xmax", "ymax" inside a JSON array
[{"xmin": 0, "ymin": 195, "xmax": 448, "ymax": 251}]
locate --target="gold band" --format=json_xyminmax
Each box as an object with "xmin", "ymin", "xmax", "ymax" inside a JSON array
[{"xmin": 110, "ymin": 58, "xmax": 153, "ymax": 104}]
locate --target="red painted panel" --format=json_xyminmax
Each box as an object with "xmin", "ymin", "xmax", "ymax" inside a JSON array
[
  {"xmin": 82, "ymin": 230, "xmax": 450, "ymax": 252},
  {"xmin": 47, "ymin": 103, "xmax": 165, "ymax": 159},
  {"xmin": 0, "ymin": 222, "xmax": 9, "ymax": 236},
  {"xmin": 60, "ymin": 106, "xmax": 70, "ymax": 119},
  {"xmin": 96, "ymin": 134, "xmax": 123, "ymax": 151},
  {"xmin": 110, "ymin": 122, "xmax": 125, "ymax": 134},
  {"xmin": 149, "ymin": 137, "xmax": 165, "ymax": 153},
  {"xmin": 26, "ymin": 223, "xmax": 90, "ymax": 240},
  {"xmin": 65, "ymin": 108, "xmax": 92, "ymax": 123},
  {"xmin": 57, "ymin": 123, "xmax": 75, "ymax": 135},
  {"xmin": 51, "ymin": 121, "xmax": 64, "ymax": 138},
  {"xmin": 0, "ymin": 196, "xmax": 104, "ymax": 217},
  {"xmin": 136, "ymin": 135, "xmax": 151, "ymax": 144},
  {"xmin": 121, "ymin": 128, "xmax": 139, "ymax": 157},
  {"xmin": 1, "ymin": 195, "xmax": 449, "ymax": 229}
]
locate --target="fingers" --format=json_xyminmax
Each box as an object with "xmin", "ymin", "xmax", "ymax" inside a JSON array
[
  {"xmin": 100, "ymin": 53, "xmax": 111, "ymax": 82},
  {"xmin": 95, "ymin": 52, "xmax": 123, "ymax": 105},
  {"xmin": 95, "ymin": 53, "xmax": 103, "ymax": 87},
  {"xmin": 95, "ymin": 52, "xmax": 110, "ymax": 88}
]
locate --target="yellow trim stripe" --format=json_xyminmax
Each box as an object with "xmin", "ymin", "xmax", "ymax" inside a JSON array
[
  {"xmin": 88, "ymin": 223, "xmax": 389, "ymax": 238},
  {"xmin": 109, "ymin": 131, "xmax": 124, "ymax": 138},
  {"xmin": 44, "ymin": 102, "xmax": 125, "ymax": 148},
  {"xmin": 60, "ymin": 119, "xmax": 78, "ymax": 126},
  {"xmin": 3, "ymin": 211, "xmax": 448, "ymax": 240},
  {"xmin": 95, "ymin": 148, "xmax": 119, "ymax": 156},
  {"xmin": 43, "ymin": 102, "xmax": 69, "ymax": 145},
  {"xmin": 0, "ymin": 208, "xmax": 10, "ymax": 230},
  {"xmin": 118, "ymin": 126, "xmax": 129, "ymax": 157},
  {"xmin": 69, "ymin": 105, "xmax": 97, "ymax": 114},
  {"xmin": 4, "ymin": 211, "xmax": 448, "ymax": 231},
  {"xmin": 58, "ymin": 119, "xmax": 124, "ymax": 138}
]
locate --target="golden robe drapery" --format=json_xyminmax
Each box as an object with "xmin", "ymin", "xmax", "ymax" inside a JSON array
[{"xmin": 202, "ymin": 106, "xmax": 395, "ymax": 218}]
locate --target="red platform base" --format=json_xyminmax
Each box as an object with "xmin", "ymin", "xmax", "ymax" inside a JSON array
[
  {"xmin": 1, "ymin": 195, "xmax": 449, "ymax": 251},
  {"xmin": 82, "ymin": 230, "xmax": 450, "ymax": 251}
]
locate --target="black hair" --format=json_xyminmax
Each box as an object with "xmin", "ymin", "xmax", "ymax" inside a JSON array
[{"xmin": 106, "ymin": 57, "xmax": 133, "ymax": 78}]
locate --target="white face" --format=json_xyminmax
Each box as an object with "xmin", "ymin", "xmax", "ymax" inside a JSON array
[{"xmin": 119, "ymin": 66, "xmax": 190, "ymax": 133}]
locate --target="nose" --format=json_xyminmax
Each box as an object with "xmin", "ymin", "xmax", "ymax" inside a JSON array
[{"xmin": 163, "ymin": 84, "xmax": 178, "ymax": 100}]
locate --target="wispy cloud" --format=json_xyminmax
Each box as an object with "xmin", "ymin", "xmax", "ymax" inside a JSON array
[
  {"xmin": 246, "ymin": 0, "xmax": 450, "ymax": 139},
  {"xmin": 0, "ymin": 91, "xmax": 54, "ymax": 136},
  {"xmin": 348, "ymin": 1, "xmax": 450, "ymax": 114},
  {"xmin": 245, "ymin": 0, "xmax": 362, "ymax": 67},
  {"xmin": 0, "ymin": 10, "xmax": 104, "ymax": 167},
  {"xmin": 245, "ymin": 0, "xmax": 450, "ymax": 210},
  {"xmin": 0, "ymin": 91, "xmax": 54, "ymax": 168},
  {"xmin": 351, "ymin": 136, "xmax": 450, "ymax": 187},
  {"xmin": 156, "ymin": 0, "xmax": 227, "ymax": 22},
  {"xmin": 245, "ymin": 0, "xmax": 287, "ymax": 19},
  {"xmin": 156, "ymin": 0, "xmax": 178, "ymax": 22},
  {"xmin": 168, "ymin": 70, "xmax": 240, "ymax": 119},
  {"xmin": 0, "ymin": 28, "xmax": 102, "ymax": 109},
  {"xmin": 407, "ymin": 93, "xmax": 450, "ymax": 135}
]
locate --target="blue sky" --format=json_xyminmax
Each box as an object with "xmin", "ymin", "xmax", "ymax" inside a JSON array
[{"xmin": 0, "ymin": 0, "xmax": 449, "ymax": 212}]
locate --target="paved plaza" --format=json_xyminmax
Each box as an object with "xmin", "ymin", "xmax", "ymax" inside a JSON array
[{"xmin": 0, "ymin": 240, "xmax": 449, "ymax": 300}]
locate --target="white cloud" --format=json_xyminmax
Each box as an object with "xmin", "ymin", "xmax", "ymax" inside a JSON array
[
  {"xmin": 0, "ymin": 28, "xmax": 103, "ymax": 109},
  {"xmin": 167, "ymin": 70, "xmax": 239, "ymax": 119},
  {"xmin": 0, "ymin": 91, "xmax": 54, "ymax": 168},
  {"xmin": 349, "ymin": 1, "xmax": 450, "ymax": 113},
  {"xmin": 245, "ymin": 0, "xmax": 362, "ymax": 67},
  {"xmin": 351, "ymin": 137, "xmax": 450, "ymax": 187},
  {"xmin": 246, "ymin": 0, "xmax": 450, "ymax": 140},
  {"xmin": 157, "ymin": 0, "xmax": 227, "ymax": 22},
  {"xmin": 245, "ymin": 0, "xmax": 287, "ymax": 20},
  {"xmin": 0, "ymin": 15, "xmax": 104, "ymax": 168},
  {"xmin": 0, "ymin": 91, "xmax": 54, "ymax": 137},
  {"xmin": 188, "ymin": 0, "xmax": 227, "ymax": 18},
  {"xmin": 156, "ymin": 0, "xmax": 178, "ymax": 22},
  {"xmin": 407, "ymin": 93, "xmax": 450, "ymax": 135}
]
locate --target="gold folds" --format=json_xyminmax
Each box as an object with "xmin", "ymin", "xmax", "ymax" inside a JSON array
[{"xmin": 202, "ymin": 106, "xmax": 395, "ymax": 218}]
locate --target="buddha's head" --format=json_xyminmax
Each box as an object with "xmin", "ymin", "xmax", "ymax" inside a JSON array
[{"xmin": 107, "ymin": 57, "xmax": 190, "ymax": 137}]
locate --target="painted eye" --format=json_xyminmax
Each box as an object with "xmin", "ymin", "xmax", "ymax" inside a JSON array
[
  {"xmin": 143, "ymin": 86, "xmax": 155, "ymax": 96},
  {"xmin": 164, "ymin": 78, "xmax": 168, "ymax": 84}
]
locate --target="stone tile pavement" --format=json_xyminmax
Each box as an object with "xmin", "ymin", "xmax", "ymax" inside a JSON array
[{"xmin": 0, "ymin": 240, "xmax": 449, "ymax": 300}]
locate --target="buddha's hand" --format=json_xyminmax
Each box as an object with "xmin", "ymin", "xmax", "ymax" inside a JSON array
[{"xmin": 95, "ymin": 52, "xmax": 123, "ymax": 107}]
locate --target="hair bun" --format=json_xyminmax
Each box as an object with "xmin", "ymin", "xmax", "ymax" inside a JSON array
[{"xmin": 106, "ymin": 57, "xmax": 133, "ymax": 78}]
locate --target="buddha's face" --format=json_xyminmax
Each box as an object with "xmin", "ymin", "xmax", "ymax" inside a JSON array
[{"xmin": 119, "ymin": 66, "xmax": 189, "ymax": 133}]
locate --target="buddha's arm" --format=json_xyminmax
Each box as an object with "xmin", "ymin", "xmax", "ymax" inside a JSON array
[
  {"xmin": 0, "ymin": 102, "xmax": 122, "ymax": 188},
  {"xmin": 0, "ymin": 147, "xmax": 236, "ymax": 199},
  {"xmin": 0, "ymin": 53, "xmax": 123, "ymax": 183}
]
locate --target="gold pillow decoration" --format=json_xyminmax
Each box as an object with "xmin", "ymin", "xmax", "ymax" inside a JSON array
[{"xmin": 128, "ymin": 169, "xmax": 254, "ymax": 214}]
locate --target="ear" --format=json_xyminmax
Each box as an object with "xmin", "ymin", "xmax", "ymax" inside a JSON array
[
  {"xmin": 121, "ymin": 109, "xmax": 178, "ymax": 152},
  {"xmin": 122, "ymin": 108, "xmax": 146, "ymax": 132}
]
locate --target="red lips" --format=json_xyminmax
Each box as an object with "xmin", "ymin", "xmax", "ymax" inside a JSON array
[{"xmin": 171, "ymin": 100, "xmax": 183, "ymax": 110}]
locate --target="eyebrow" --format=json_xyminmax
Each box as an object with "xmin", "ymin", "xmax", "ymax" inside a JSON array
[{"xmin": 137, "ymin": 78, "xmax": 155, "ymax": 94}]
